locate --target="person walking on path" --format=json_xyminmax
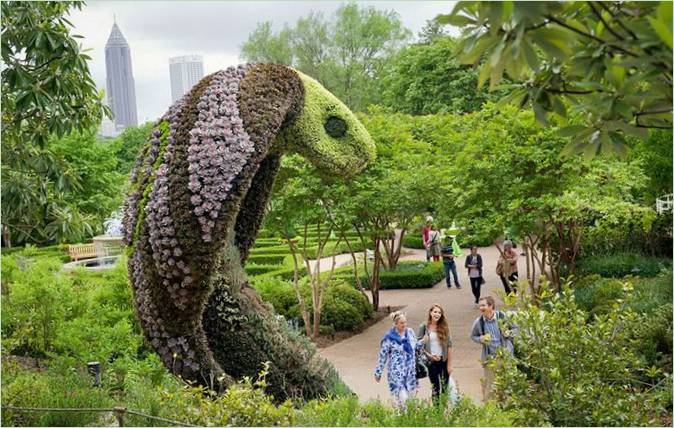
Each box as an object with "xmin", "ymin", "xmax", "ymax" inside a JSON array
[
  {"xmin": 441, "ymin": 239, "xmax": 461, "ymax": 289},
  {"xmin": 470, "ymin": 296, "xmax": 517, "ymax": 401},
  {"xmin": 465, "ymin": 246, "xmax": 484, "ymax": 305},
  {"xmin": 496, "ymin": 240, "xmax": 519, "ymax": 294},
  {"xmin": 422, "ymin": 217, "xmax": 433, "ymax": 262},
  {"xmin": 374, "ymin": 311, "xmax": 423, "ymax": 410},
  {"xmin": 427, "ymin": 225, "xmax": 442, "ymax": 262},
  {"xmin": 417, "ymin": 305, "xmax": 453, "ymax": 405}
]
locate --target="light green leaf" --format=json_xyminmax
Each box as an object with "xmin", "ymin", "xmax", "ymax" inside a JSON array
[
  {"xmin": 435, "ymin": 13, "xmax": 475, "ymax": 27},
  {"xmin": 648, "ymin": 16, "xmax": 673, "ymax": 49}
]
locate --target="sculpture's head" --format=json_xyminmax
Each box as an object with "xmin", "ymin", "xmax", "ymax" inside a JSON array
[{"xmin": 275, "ymin": 71, "xmax": 375, "ymax": 176}]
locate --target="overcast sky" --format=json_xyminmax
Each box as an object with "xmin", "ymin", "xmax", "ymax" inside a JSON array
[{"xmin": 69, "ymin": 1, "xmax": 456, "ymax": 123}]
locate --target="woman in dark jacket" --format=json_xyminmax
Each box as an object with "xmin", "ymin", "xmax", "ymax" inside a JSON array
[{"xmin": 465, "ymin": 246, "xmax": 483, "ymax": 305}]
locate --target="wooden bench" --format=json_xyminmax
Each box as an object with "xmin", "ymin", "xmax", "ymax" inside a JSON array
[{"xmin": 68, "ymin": 243, "xmax": 98, "ymax": 261}]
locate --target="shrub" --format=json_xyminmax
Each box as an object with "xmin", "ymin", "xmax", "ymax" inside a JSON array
[
  {"xmin": 252, "ymin": 238, "xmax": 283, "ymax": 248},
  {"xmin": 628, "ymin": 272, "xmax": 673, "ymax": 314},
  {"xmin": 326, "ymin": 283, "xmax": 372, "ymax": 320},
  {"xmin": 628, "ymin": 303, "xmax": 673, "ymax": 372},
  {"xmin": 247, "ymin": 254, "xmax": 287, "ymax": 265},
  {"xmin": 335, "ymin": 261, "xmax": 445, "ymax": 289},
  {"xmin": 295, "ymin": 395, "xmax": 516, "ymax": 426},
  {"xmin": 253, "ymin": 278, "xmax": 371, "ymax": 332},
  {"xmin": 252, "ymin": 277, "xmax": 298, "ymax": 319},
  {"xmin": 402, "ymin": 234, "xmax": 425, "ymax": 249},
  {"xmin": 576, "ymin": 252, "xmax": 670, "ymax": 278},
  {"xmin": 1, "ymin": 360, "xmax": 114, "ymax": 427},
  {"xmin": 321, "ymin": 298, "xmax": 364, "ymax": 331},
  {"xmin": 573, "ymin": 275, "xmax": 626, "ymax": 315},
  {"xmin": 249, "ymin": 245, "xmax": 291, "ymax": 255},
  {"xmin": 493, "ymin": 289, "xmax": 672, "ymax": 426}
]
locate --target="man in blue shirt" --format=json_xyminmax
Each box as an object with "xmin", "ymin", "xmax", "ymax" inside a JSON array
[
  {"xmin": 470, "ymin": 296, "xmax": 517, "ymax": 401},
  {"xmin": 441, "ymin": 239, "xmax": 461, "ymax": 289}
]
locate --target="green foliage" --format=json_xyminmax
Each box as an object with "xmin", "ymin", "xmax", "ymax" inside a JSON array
[
  {"xmin": 295, "ymin": 395, "xmax": 516, "ymax": 426},
  {"xmin": 443, "ymin": 1, "xmax": 672, "ymax": 155},
  {"xmin": 493, "ymin": 288, "xmax": 672, "ymax": 426},
  {"xmin": 335, "ymin": 261, "xmax": 445, "ymax": 290},
  {"xmin": 107, "ymin": 122, "xmax": 155, "ymax": 175},
  {"xmin": 1, "ymin": 252, "xmax": 141, "ymax": 363},
  {"xmin": 1, "ymin": 1, "xmax": 109, "ymax": 147},
  {"xmin": 379, "ymin": 37, "xmax": 497, "ymax": 114},
  {"xmin": 277, "ymin": 71, "xmax": 376, "ymax": 175},
  {"xmin": 576, "ymin": 252, "xmax": 670, "ymax": 278},
  {"xmin": 247, "ymin": 253, "xmax": 287, "ymax": 265},
  {"xmin": 402, "ymin": 234, "xmax": 425, "ymax": 249},
  {"xmin": 241, "ymin": 3, "xmax": 411, "ymax": 111},
  {"xmin": 253, "ymin": 277, "xmax": 371, "ymax": 332},
  {"xmin": 1, "ymin": 361, "xmax": 114, "ymax": 427}
]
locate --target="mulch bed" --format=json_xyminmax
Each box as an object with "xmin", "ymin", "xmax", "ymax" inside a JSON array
[{"xmin": 315, "ymin": 305, "xmax": 403, "ymax": 349}]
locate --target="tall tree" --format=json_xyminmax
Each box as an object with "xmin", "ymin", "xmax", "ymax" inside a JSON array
[
  {"xmin": 438, "ymin": 1, "xmax": 672, "ymax": 156},
  {"xmin": 240, "ymin": 2, "xmax": 411, "ymax": 111},
  {"xmin": 417, "ymin": 18, "xmax": 449, "ymax": 44},
  {"xmin": 1, "ymin": 1, "xmax": 111, "ymax": 246},
  {"xmin": 378, "ymin": 37, "xmax": 498, "ymax": 115}
]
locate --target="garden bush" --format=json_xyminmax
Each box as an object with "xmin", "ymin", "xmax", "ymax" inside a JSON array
[
  {"xmin": 321, "ymin": 298, "xmax": 364, "ymax": 331},
  {"xmin": 245, "ymin": 264, "xmax": 285, "ymax": 277},
  {"xmin": 335, "ymin": 261, "xmax": 445, "ymax": 289},
  {"xmin": 295, "ymin": 395, "xmax": 516, "ymax": 426},
  {"xmin": 247, "ymin": 253, "xmax": 287, "ymax": 265},
  {"xmin": 402, "ymin": 234, "xmax": 425, "ymax": 249},
  {"xmin": 1, "ymin": 360, "xmax": 114, "ymax": 426},
  {"xmin": 573, "ymin": 275, "xmax": 627, "ymax": 315},
  {"xmin": 576, "ymin": 252, "xmax": 670, "ymax": 278},
  {"xmin": 249, "ymin": 245, "xmax": 295, "ymax": 255},
  {"xmin": 253, "ymin": 278, "xmax": 371, "ymax": 332},
  {"xmin": 493, "ymin": 289, "xmax": 672, "ymax": 426}
]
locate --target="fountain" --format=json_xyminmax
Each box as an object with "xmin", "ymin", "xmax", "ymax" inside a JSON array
[{"xmin": 63, "ymin": 212, "xmax": 124, "ymax": 271}]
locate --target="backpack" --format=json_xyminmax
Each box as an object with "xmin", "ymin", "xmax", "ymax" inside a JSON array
[{"xmin": 479, "ymin": 311, "xmax": 506, "ymax": 337}]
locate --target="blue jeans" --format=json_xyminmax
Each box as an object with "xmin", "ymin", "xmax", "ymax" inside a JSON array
[{"xmin": 443, "ymin": 263, "xmax": 460, "ymax": 287}]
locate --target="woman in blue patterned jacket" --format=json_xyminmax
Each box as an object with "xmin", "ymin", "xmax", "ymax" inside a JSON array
[{"xmin": 374, "ymin": 311, "xmax": 423, "ymax": 409}]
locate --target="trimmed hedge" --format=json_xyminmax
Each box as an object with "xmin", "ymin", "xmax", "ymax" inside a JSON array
[
  {"xmin": 247, "ymin": 254, "xmax": 287, "ymax": 265},
  {"xmin": 576, "ymin": 252, "xmax": 671, "ymax": 278},
  {"xmin": 253, "ymin": 278, "xmax": 372, "ymax": 332},
  {"xmin": 244, "ymin": 264, "xmax": 284, "ymax": 276},
  {"xmin": 252, "ymin": 239, "xmax": 283, "ymax": 248},
  {"xmin": 335, "ymin": 261, "xmax": 445, "ymax": 289},
  {"xmin": 402, "ymin": 234, "xmax": 425, "ymax": 249}
]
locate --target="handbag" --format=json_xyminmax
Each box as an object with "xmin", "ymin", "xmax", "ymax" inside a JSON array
[
  {"xmin": 415, "ymin": 351, "xmax": 429, "ymax": 379},
  {"xmin": 480, "ymin": 276, "xmax": 486, "ymax": 285}
]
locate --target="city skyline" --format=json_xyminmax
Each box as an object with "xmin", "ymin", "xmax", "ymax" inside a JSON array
[
  {"xmin": 105, "ymin": 22, "xmax": 138, "ymax": 130},
  {"xmin": 169, "ymin": 55, "xmax": 204, "ymax": 103},
  {"xmin": 70, "ymin": 1, "xmax": 456, "ymax": 124}
]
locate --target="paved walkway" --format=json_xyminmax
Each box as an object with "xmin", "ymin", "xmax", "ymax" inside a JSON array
[{"xmin": 319, "ymin": 245, "xmax": 517, "ymax": 405}]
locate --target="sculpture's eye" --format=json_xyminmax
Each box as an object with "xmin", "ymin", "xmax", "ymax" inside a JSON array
[{"xmin": 324, "ymin": 116, "xmax": 347, "ymax": 138}]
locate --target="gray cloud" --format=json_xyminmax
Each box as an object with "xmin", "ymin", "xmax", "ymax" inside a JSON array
[{"xmin": 70, "ymin": 1, "xmax": 456, "ymax": 122}]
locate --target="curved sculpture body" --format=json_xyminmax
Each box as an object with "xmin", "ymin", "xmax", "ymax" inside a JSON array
[{"xmin": 123, "ymin": 64, "xmax": 375, "ymax": 400}]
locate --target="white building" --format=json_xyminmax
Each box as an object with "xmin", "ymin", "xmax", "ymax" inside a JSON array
[{"xmin": 169, "ymin": 55, "xmax": 204, "ymax": 102}]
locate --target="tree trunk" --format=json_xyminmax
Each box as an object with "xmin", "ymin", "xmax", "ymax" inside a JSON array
[
  {"xmin": 2, "ymin": 226, "xmax": 11, "ymax": 248},
  {"xmin": 371, "ymin": 237, "xmax": 382, "ymax": 311},
  {"xmin": 202, "ymin": 239, "xmax": 343, "ymax": 401}
]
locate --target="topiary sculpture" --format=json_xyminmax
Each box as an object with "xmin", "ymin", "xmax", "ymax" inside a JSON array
[{"xmin": 122, "ymin": 64, "xmax": 375, "ymax": 401}]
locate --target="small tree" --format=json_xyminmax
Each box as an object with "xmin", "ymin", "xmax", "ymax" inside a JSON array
[
  {"xmin": 1, "ymin": 1, "xmax": 111, "ymax": 246},
  {"xmin": 264, "ymin": 157, "xmax": 344, "ymax": 338}
]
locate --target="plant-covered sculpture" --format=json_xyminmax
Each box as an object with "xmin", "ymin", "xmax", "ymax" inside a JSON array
[{"xmin": 123, "ymin": 64, "xmax": 375, "ymax": 400}]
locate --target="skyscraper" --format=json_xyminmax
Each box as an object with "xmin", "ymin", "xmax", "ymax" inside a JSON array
[
  {"xmin": 105, "ymin": 22, "xmax": 138, "ymax": 130},
  {"xmin": 169, "ymin": 55, "xmax": 204, "ymax": 102}
]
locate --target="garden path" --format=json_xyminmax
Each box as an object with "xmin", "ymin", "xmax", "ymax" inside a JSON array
[{"xmin": 319, "ymin": 245, "xmax": 518, "ymax": 405}]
